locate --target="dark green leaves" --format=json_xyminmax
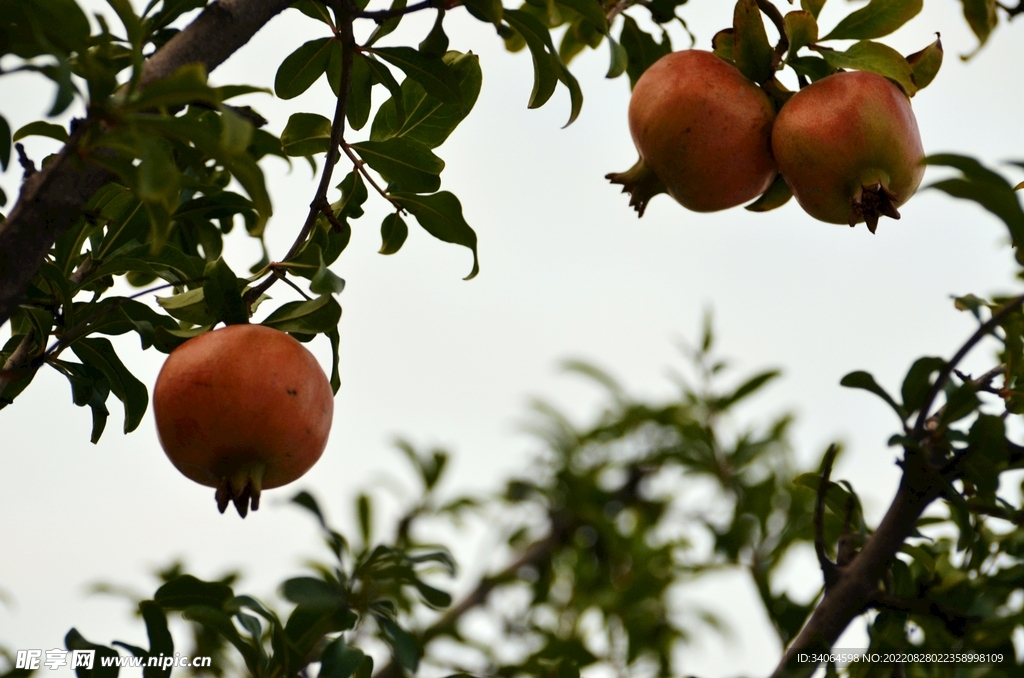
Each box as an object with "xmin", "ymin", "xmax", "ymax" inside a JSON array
[
  {"xmin": 282, "ymin": 112, "xmax": 332, "ymax": 156},
  {"xmin": 822, "ymin": 0, "xmax": 923, "ymax": 41},
  {"xmin": 391, "ymin": 192, "xmax": 479, "ymax": 279},
  {"xmin": 841, "ymin": 370, "xmax": 904, "ymax": 419},
  {"xmin": 276, "ymin": 38, "xmax": 334, "ymax": 99},
  {"xmin": 745, "ymin": 174, "xmax": 793, "ymax": 212},
  {"xmin": 619, "ymin": 15, "xmax": 671, "ymax": 89},
  {"xmin": 503, "ymin": 9, "xmax": 583, "ymax": 125},
  {"xmin": 379, "ymin": 213, "xmax": 409, "ymax": 254},
  {"xmin": 13, "ymin": 120, "xmax": 69, "ymax": 143},
  {"xmin": 924, "ymin": 155, "xmax": 1024, "ymax": 251},
  {"xmin": 784, "ymin": 11, "xmax": 818, "ymax": 57},
  {"xmin": 370, "ymin": 46, "xmax": 462, "ymax": 105},
  {"xmin": 958, "ymin": 0, "xmax": 998, "ymax": 54},
  {"xmin": 906, "ymin": 36, "xmax": 943, "ymax": 90},
  {"xmin": 350, "ymin": 138, "xmax": 444, "ymax": 193},
  {"xmin": 262, "ymin": 295, "xmax": 342, "ymax": 335},
  {"xmin": 154, "ymin": 575, "xmax": 234, "ymax": 610},
  {"xmin": 0, "ymin": 114, "xmax": 10, "ymax": 171},
  {"xmin": 319, "ymin": 640, "xmax": 366, "ymax": 678},
  {"xmin": 900, "ymin": 357, "xmax": 945, "ymax": 415},
  {"xmin": 202, "ymin": 257, "xmax": 248, "ymax": 325},
  {"xmin": 70, "ymin": 338, "xmax": 148, "ymax": 436},
  {"xmin": 733, "ymin": 0, "xmax": 773, "ymax": 84}
]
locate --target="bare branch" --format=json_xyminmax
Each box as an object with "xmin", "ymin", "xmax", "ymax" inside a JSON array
[{"xmin": 0, "ymin": 0, "xmax": 295, "ymax": 328}]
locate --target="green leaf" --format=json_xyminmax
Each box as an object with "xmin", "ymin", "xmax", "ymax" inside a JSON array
[
  {"xmin": 924, "ymin": 155, "xmax": 1024, "ymax": 248},
  {"xmin": 605, "ymin": 35, "xmax": 627, "ymax": 78},
  {"xmin": 363, "ymin": 55, "xmax": 407, "ymax": 129},
  {"xmin": 413, "ymin": 580, "xmax": 452, "ymax": 608},
  {"xmin": 139, "ymin": 601, "xmax": 173, "ymax": 678},
  {"xmin": 379, "ymin": 213, "xmax": 408, "ymax": 254},
  {"xmin": 840, "ymin": 370, "xmax": 905, "ymax": 418},
  {"xmin": 70, "ymin": 338, "xmax": 148, "ymax": 434},
  {"xmin": 341, "ymin": 51, "xmax": 373, "ymax": 130},
  {"xmin": 281, "ymin": 578, "xmax": 345, "ymax": 609},
  {"xmin": 420, "ymin": 10, "xmax": 450, "ymax": 58},
  {"xmin": 54, "ymin": 360, "xmax": 110, "ymax": 443},
  {"xmin": 958, "ymin": 0, "xmax": 997, "ymax": 53},
  {"xmin": 788, "ymin": 55, "xmax": 831, "ymax": 82},
  {"xmin": 376, "ymin": 615, "xmax": 419, "ymax": 672},
  {"xmin": 202, "ymin": 257, "xmax": 248, "ymax": 325},
  {"xmin": 391, "ymin": 191, "xmax": 479, "ymax": 279},
  {"xmin": 464, "ymin": 0, "xmax": 503, "ymax": 25},
  {"xmin": 367, "ymin": 0, "xmax": 407, "ymax": 46},
  {"xmin": 326, "ymin": 326, "xmax": 341, "ymax": 394},
  {"xmin": 718, "ymin": 369, "xmax": 781, "ymax": 408},
  {"xmin": 371, "ymin": 46, "xmax": 463, "ymax": 105},
  {"xmin": 745, "ymin": 174, "xmax": 792, "ymax": 212},
  {"xmin": 817, "ymin": 40, "xmax": 916, "ymax": 96},
  {"xmin": 350, "ymin": 138, "xmax": 444, "ymax": 194},
  {"xmin": 962, "ymin": 414, "xmax": 1006, "ymax": 498},
  {"xmin": 262, "ymin": 294, "xmax": 342, "ymax": 334},
  {"xmin": 906, "ymin": 35, "xmax": 943, "ymax": 90},
  {"xmin": 369, "ymin": 51, "xmax": 482, "ymax": 149},
  {"xmin": 310, "ymin": 251, "xmax": 346, "ymax": 295},
  {"xmin": 65, "ymin": 629, "xmax": 120, "ymax": 678},
  {"xmin": 712, "ymin": 28, "xmax": 735, "ymax": 63},
  {"xmin": 619, "ymin": 15, "xmax": 671, "ymax": 89},
  {"xmin": 784, "ymin": 10, "xmax": 818, "ymax": 57},
  {"xmin": 554, "ymin": 0, "xmax": 607, "ymax": 34},
  {"xmin": 275, "ymin": 38, "xmax": 334, "ymax": 100},
  {"xmin": 357, "ymin": 493, "xmax": 372, "ymax": 544},
  {"xmin": 733, "ymin": 0, "xmax": 774, "ymax": 84},
  {"xmin": 157, "ymin": 287, "xmax": 217, "ymax": 326},
  {"xmin": 292, "ymin": 0, "xmax": 335, "ymax": 25},
  {"xmin": 900, "ymin": 357, "xmax": 945, "ymax": 415},
  {"xmin": 504, "ymin": 9, "xmax": 582, "ymax": 125},
  {"xmin": 938, "ymin": 382, "xmax": 979, "ymax": 426},
  {"xmin": 128, "ymin": 63, "xmax": 218, "ymax": 110},
  {"xmin": 13, "ymin": 120, "xmax": 68, "ymax": 143},
  {"xmin": 801, "ymin": 0, "xmax": 826, "ymax": 19},
  {"xmin": 219, "ymin": 107, "xmax": 254, "ymax": 155},
  {"xmin": 334, "ymin": 170, "xmax": 368, "ymax": 219},
  {"xmin": 282, "ymin": 112, "xmax": 332, "ymax": 157},
  {"xmin": 0, "ymin": 114, "xmax": 10, "ymax": 171},
  {"xmin": 154, "ymin": 575, "xmax": 234, "ymax": 610},
  {"xmin": 182, "ymin": 605, "xmax": 260, "ymax": 674},
  {"xmin": 822, "ymin": 0, "xmax": 922, "ymax": 41},
  {"xmin": 319, "ymin": 640, "xmax": 365, "ymax": 678}
]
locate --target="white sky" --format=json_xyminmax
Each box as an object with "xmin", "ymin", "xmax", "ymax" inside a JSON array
[{"xmin": 2, "ymin": 1, "xmax": 1024, "ymax": 677}]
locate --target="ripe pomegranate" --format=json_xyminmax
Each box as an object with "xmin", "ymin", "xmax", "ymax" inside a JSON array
[
  {"xmin": 153, "ymin": 324, "xmax": 334, "ymax": 517},
  {"xmin": 607, "ymin": 50, "xmax": 777, "ymax": 215},
  {"xmin": 771, "ymin": 70, "xmax": 925, "ymax": 232}
]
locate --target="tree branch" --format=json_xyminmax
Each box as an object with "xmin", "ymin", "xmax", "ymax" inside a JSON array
[
  {"xmin": 356, "ymin": 0, "xmax": 435, "ymax": 22},
  {"xmin": 0, "ymin": 0, "xmax": 295, "ymax": 328},
  {"xmin": 245, "ymin": 9, "xmax": 356, "ymax": 310}
]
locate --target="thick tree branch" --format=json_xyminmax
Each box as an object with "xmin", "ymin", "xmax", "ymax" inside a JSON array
[{"xmin": 0, "ymin": 0, "xmax": 294, "ymax": 329}]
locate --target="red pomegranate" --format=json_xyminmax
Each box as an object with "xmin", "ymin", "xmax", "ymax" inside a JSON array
[
  {"xmin": 153, "ymin": 324, "xmax": 334, "ymax": 517},
  {"xmin": 771, "ymin": 70, "xmax": 925, "ymax": 232},
  {"xmin": 607, "ymin": 50, "xmax": 778, "ymax": 215}
]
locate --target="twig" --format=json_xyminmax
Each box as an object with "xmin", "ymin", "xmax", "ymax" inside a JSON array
[
  {"xmin": 356, "ymin": 0, "xmax": 435, "ymax": 22},
  {"xmin": 606, "ymin": 0, "xmax": 641, "ymax": 23},
  {"xmin": 245, "ymin": 7, "xmax": 356, "ymax": 311},
  {"xmin": 0, "ymin": 333, "xmax": 37, "ymax": 406},
  {"xmin": 997, "ymin": 1, "xmax": 1024, "ymax": 18},
  {"xmin": 814, "ymin": 445, "xmax": 839, "ymax": 587},
  {"xmin": 341, "ymin": 143, "xmax": 400, "ymax": 209},
  {"xmin": 15, "ymin": 143, "xmax": 37, "ymax": 179},
  {"xmin": 913, "ymin": 294, "xmax": 1024, "ymax": 436},
  {"xmin": 318, "ymin": 196, "xmax": 347, "ymax": 233}
]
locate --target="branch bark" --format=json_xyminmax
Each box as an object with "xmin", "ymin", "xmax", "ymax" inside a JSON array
[{"xmin": 0, "ymin": 0, "xmax": 294, "ymax": 328}]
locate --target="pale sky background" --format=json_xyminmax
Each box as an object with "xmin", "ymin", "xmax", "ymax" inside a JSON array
[{"xmin": 2, "ymin": 1, "xmax": 1024, "ymax": 677}]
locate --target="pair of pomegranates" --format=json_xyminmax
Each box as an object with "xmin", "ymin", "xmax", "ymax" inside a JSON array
[{"xmin": 608, "ymin": 50, "xmax": 925, "ymax": 232}]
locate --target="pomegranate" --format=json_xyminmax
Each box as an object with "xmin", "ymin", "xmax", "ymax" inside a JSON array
[
  {"xmin": 607, "ymin": 50, "xmax": 777, "ymax": 215},
  {"xmin": 153, "ymin": 324, "xmax": 334, "ymax": 517},
  {"xmin": 771, "ymin": 70, "xmax": 925, "ymax": 232}
]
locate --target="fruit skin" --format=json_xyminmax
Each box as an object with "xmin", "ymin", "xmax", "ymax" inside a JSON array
[
  {"xmin": 608, "ymin": 50, "xmax": 778, "ymax": 215},
  {"xmin": 771, "ymin": 70, "xmax": 925, "ymax": 232},
  {"xmin": 153, "ymin": 324, "xmax": 334, "ymax": 517}
]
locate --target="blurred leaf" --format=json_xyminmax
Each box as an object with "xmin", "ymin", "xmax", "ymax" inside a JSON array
[
  {"xmin": 281, "ymin": 578, "xmax": 345, "ymax": 609},
  {"xmin": 464, "ymin": 0, "xmax": 502, "ymax": 25},
  {"xmin": 139, "ymin": 601, "xmax": 173, "ymax": 678},
  {"xmin": 958, "ymin": 0, "xmax": 997, "ymax": 54},
  {"xmin": 900, "ymin": 357, "xmax": 945, "ymax": 415},
  {"xmin": 841, "ymin": 370, "xmax": 905, "ymax": 419},
  {"xmin": 13, "ymin": 120, "xmax": 68, "ymax": 143},
  {"xmin": 938, "ymin": 382, "xmax": 979, "ymax": 426},
  {"xmin": 925, "ymin": 155, "xmax": 1024, "ymax": 249},
  {"xmin": 554, "ymin": 0, "xmax": 607, "ymax": 34},
  {"xmin": 0, "ymin": 114, "xmax": 10, "ymax": 171},
  {"xmin": 65, "ymin": 629, "xmax": 119, "ymax": 678},
  {"xmin": 605, "ymin": 35, "xmax": 627, "ymax": 78},
  {"xmin": 376, "ymin": 615, "xmax": 419, "ymax": 672},
  {"xmin": 202, "ymin": 257, "xmax": 247, "ymax": 325},
  {"xmin": 127, "ymin": 64, "xmax": 218, "ymax": 111},
  {"xmin": 801, "ymin": 0, "xmax": 825, "ymax": 18},
  {"xmin": 822, "ymin": 0, "xmax": 922, "ymax": 41},
  {"xmin": 154, "ymin": 576, "xmax": 233, "ymax": 610},
  {"xmin": 276, "ymin": 38, "xmax": 333, "ymax": 99},
  {"xmin": 319, "ymin": 640, "xmax": 365, "ymax": 678},
  {"xmin": 391, "ymin": 191, "xmax": 478, "ymax": 279}
]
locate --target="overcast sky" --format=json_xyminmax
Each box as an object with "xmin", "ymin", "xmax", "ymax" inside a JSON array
[{"xmin": 2, "ymin": 1, "xmax": 1024, "ymax": 676}]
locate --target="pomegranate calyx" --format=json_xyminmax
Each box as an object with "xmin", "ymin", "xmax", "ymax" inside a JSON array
[
  {"xmin": 606, "ymin": 157, "xmax": 667, "ymax": 218},
  {"xmin": 215, "ymin": 462, "xmax": 266, "ymax": 518},
  {"xmin": 850, "ymin": 183, "xmax": 901, "ymax": 234}
]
